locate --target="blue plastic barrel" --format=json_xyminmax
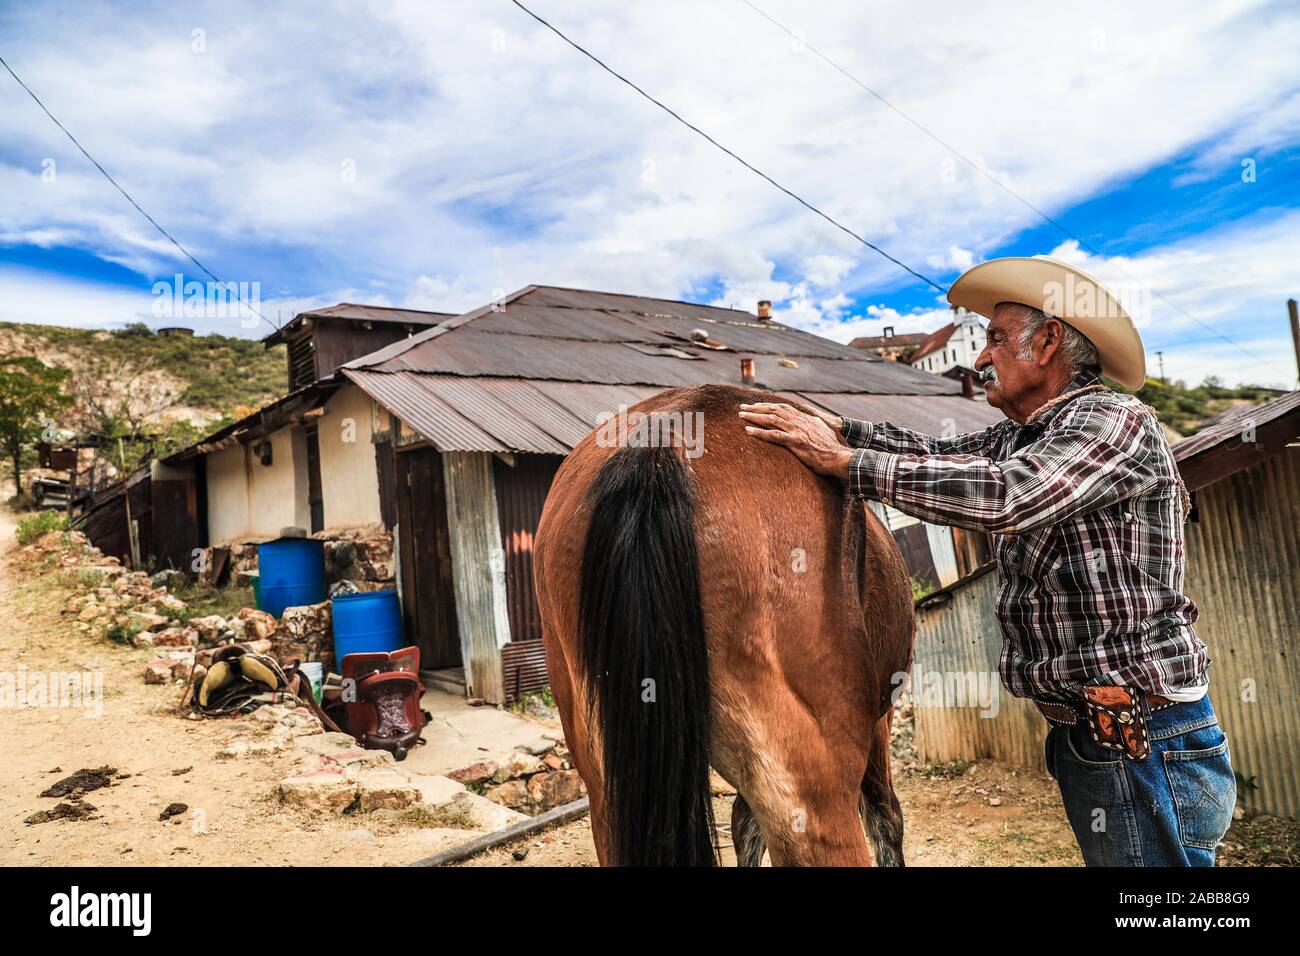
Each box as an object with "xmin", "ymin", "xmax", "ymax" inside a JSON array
[
  {"xmin": 331, "ymin": 589, "xmax": 404, "ymax": 660},
  {"xmin": 256, "ymin": 538, "xmax": 327, "ymax": 618}
]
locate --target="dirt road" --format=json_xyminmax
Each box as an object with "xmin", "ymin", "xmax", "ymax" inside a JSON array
[{"xmin": 0, "ymin": 511, "xmax": 477, "ymax": 866}]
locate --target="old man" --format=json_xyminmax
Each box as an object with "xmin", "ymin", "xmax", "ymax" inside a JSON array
[{"xmin": 739, "ymin": 256, "xmax": 1235, "ymax": 867}]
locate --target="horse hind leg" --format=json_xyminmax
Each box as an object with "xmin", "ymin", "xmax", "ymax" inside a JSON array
[
  {"xmin": 730, "ymin": 794, "xmax": 767, "ymax": 867},
  {"xmin": 860, "ymin": 710, "xmax": 906, "ymax": 867}
]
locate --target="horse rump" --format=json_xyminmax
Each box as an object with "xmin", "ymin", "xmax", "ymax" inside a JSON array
[{"xmin": 579, "ymin": 444, "xmax": 716, "ymax": 866}]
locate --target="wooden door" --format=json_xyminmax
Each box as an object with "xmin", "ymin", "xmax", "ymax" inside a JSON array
[
  {"xmin": 304, "ymin": 423, "xmax": 324, "ymax": 533},
  {"xmin": 396, "ymin": 447, "xmax": 461, "ymax": 668}
]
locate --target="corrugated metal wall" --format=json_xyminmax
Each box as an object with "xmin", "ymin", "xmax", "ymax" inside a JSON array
[
  {"xmin": 1182, "ymin": 446, "xmax": 1300, "ymax": 818},
  {"xmin": 441, "ymin": 451, "xmax": 512, "ymax": 703},
  {"xmin": 912, "ymin": 446, "xmax": 1300, "ymax": 817},
  {"xmin": 913, "ymin": 568, "xmax": 1047, "ymax": 772},
  {"xmin": 493, "ymin": 454, "xmax": 563, "ymax": 643}
]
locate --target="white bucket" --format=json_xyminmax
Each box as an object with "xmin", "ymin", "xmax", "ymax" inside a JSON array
[{"xmin": 299, "ymin": 662, "xmax": 324, "ymax": 701}]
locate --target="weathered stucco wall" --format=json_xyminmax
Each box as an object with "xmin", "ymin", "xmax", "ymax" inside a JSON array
[
  {"xmin": 205, "ymin": 427, "xmax": 305, "ymax": 544},
  {"xmin": 205, "ymin": 444, "xmax": 251, "ymax": 545},
  {"xmin": 317, "ymin": 385, "xmax": 382, "ymax": 531},
  {"xmin": 203, "ymin": 385, "xmax": 380, "ymax": 545}
]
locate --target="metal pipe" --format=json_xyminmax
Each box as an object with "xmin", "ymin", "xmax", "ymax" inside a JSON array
[{"xmin": 407, "ymin": 797, "xmax": 591, "ymax": 867}]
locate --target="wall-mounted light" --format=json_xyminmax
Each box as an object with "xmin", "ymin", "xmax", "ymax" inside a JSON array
[{"xmin": 252, "ymin": 440, "xmax": 273, "ymax": 466}]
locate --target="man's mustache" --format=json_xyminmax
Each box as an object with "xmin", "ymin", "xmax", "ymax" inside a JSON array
[{"xmin": 978, "ymin": 365, "xmax": 998, "ymax": 386}]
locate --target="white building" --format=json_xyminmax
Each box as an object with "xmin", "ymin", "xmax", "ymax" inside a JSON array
[{"xmin": 910, "ymin": 306, "xmax": 985, "ymax": 375}]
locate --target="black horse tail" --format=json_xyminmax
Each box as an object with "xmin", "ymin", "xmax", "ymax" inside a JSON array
[{"xmin": 578, "ymin": 445, "xmax": 716, "ymax": 866}]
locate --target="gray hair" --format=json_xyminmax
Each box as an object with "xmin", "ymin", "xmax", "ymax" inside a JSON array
[{"xmin": 1010, "ymin": 304, "xmax": 1100, "ymax": 374}]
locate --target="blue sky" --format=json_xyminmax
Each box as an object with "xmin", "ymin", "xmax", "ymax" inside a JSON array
[{"xmin": 1, "ymin": 0, "xmax": 1298, "ymax": 387}]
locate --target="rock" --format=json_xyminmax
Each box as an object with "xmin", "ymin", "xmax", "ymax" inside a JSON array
[
  {"xmin": 132, "ymin": 631, "xmax": 156, "ymax": 648},
  {"xmin": 447, "ymin": 760, "xmax": 498, "ymax": 786},
  {"xmin": 294, "ymin": 732, "xmax": 361, "ymax": 757},
  {"xmin": 484, "ymin": 779, "xmax": 530, "ymax": 809},
  {"xmin": 126, "ymin": 610, "xmax": 170, "ymax": 633},
  {"xmin": 251, "ymin": 704, "xmax": 321, "ymax": 736},
  {"xmin": 526, "ymin": 769, "xmax": 585, "ymax": 810},
  {"xmin": 149, "ymin": 569, "xmax": 180, "ymax": 587},
  {"xmin": 541, "ymin": 753, "xmax": 565, "ymax": 772},
  {"xmin": 492, "ymin": 752, "xmax": 544, "ymax": 782},
  {"xmin": 324, "ymin": 748, "xmax": 395, "ymax": 772},
  {"xmin": 351, "ymin": 536, "xmax": 394, "ymax": 581},
  {"xmin": 280, "ymin": 602, "xmax": 332, "ymax": 660},
  {"xmin": 356, "ymin": 768, "xmax": 422, "ymax": 812},
  {"xmin": 77, "ymin": 604, "xmax": 105, "ymax": 622},
  {"xmin": 153, "ymin": 626, "xmax": 198, "ymax": 647},
  {"xmin": 448, "ymin": 791, "xmax": 528, "ymax": 830},
  {"xmin": 406, "ymin": 773, "xmax": 469, "ymax": 807},
  {"xmin": 278, "ymin": 770, "xmax": 358, "ymax": 814},
  {"xmin": 143, "ymin": 659, "xmax": 175, "ymax": 684},
  {"xmin": 517, "ymin": 738, "xmax": 557, "ymax": 756},
  {"xmin": 188, "ymin": 615, "xmax": 231, "ymax": 643},
  {"xmin": 236, "ymin": 607, "xmax": 280, "ymax": 641}
]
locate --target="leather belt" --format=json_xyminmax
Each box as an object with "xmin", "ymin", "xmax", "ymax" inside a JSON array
[
  {"xmin": 1035, "ymin": 685, "xmax": 1179, "ymax": 761},
  {"xmin": 1035, "ymin": 692, "xmax": 1176, "ymax": 727}
]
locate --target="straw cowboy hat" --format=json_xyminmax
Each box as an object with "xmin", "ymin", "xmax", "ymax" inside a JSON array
[{"xmin": 948, "ymin": 255, "xmax": 1147, "ymax": 390}]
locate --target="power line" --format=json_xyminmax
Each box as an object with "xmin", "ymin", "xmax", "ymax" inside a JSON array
[
  {"xmin": 0, "ymin": 52, "xmax": 278, "ymax": 333},
  {"xmin": 738, "ymin": 0, "xmax": 1293, "ymax": 378},
  {"xmin": 507, "ymin": 0, "xmax": 947, "ymax": 294}
]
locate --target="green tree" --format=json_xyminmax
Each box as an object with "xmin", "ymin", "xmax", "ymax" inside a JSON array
[{"xmin": 0, "ymin": 357, "xmax": 71, "ymax": 496}]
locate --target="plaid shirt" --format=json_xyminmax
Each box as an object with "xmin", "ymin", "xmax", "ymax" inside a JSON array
[{"xmin": 844, "ymin": 373, "xmax": 1209, "ymax": 701}]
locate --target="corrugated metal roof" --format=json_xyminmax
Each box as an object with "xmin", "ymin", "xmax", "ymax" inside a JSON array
[
  {"xmin": 363, "ymin": 330, "xmax": 955, "ymax": 394},
  {"xmin": 346, "ymin": 371, "xmax": 664, "ymax": 453},
  {"xmin": 339, "ymin": 285, "xmax": 1010, "ymax": 452},
  {"xmin": 348, "ymin": 285, "xmax": 960, "ymax": 392},
  {"xmin": 1171, "ymin": 390, "xmax": 1300, "ymax": 461},
  {"xmin": 850, "ymin": 332, "xmax": 928, "ymax": 349},
  {"xmin": 263, "ymin": 302, "xmax": 453, "ymax": 346},
  {"xmin": 346, "ymin": 371, "xmax": 1001, "ymax": 454},
  {"xmin": 300, "ymin": 303, "xmax": 453, "ymax": 325}
]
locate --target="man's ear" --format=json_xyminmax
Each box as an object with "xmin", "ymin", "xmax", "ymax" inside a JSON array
[{"xmin": 1037, "ymin": 318, "xmax": 1065, "ymax": 367}]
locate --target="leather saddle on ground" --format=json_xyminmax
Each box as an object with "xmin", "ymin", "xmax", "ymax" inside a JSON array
[{"xmin": 339, "ymin": 646, "xmax": 430, "ymax": 761}]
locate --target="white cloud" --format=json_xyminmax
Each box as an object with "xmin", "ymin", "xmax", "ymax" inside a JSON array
[{"xmin": 0, "ymin": 0, "xmax": 1296, "ymax": 385}]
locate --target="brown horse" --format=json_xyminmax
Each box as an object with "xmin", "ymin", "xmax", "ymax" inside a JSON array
[{"xmin": 534, "ymin": 384, "xmax": 915, "ymax": 866}]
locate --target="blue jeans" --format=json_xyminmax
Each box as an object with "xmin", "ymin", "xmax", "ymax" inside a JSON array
[{"xmin": 1045, "ymin": 694, "xmax": 1235, "ymax": 866}]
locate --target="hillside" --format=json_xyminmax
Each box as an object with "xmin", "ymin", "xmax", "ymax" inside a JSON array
[
  {"xmin": 0, "ymin": 322, "xmax": 286, "ymax": 487},
  {"xmin": 1133, "ymin": 376, "xmax": 1285, "ymax": 439},
  {"xmin": 0, "ymin": 321, "xmax": 285, "ymax": 417}
]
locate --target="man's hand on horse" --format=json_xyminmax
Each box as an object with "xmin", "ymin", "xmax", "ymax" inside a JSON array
[{"xmin": 738, "ymin": 402, "xmax": 853, "ymax": 479}]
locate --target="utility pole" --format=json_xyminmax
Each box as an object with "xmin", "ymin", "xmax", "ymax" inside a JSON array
[
  {"xmin": 1156, "ymin": 350, "xmax": 1166, "ymax": 385},
  {"xmin": 1288, "ymin": 299, "xmax": 1300, "ymax": 388}
]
